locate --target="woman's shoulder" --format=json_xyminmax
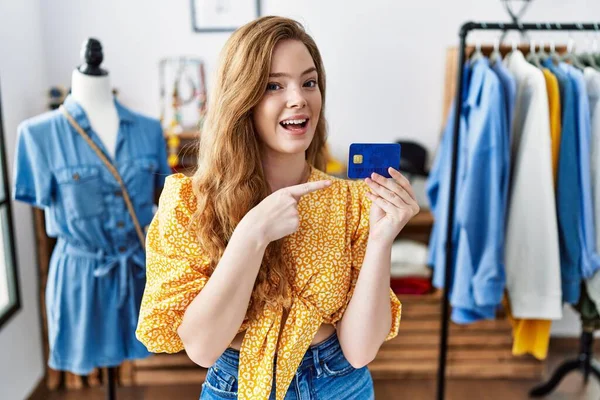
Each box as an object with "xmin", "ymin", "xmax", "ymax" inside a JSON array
[
  {"xmin": 159, "ymin": 173, "xmax": 198, "ymax": 216},
  {"xmin": 149, "ymin": 173, "xmax": 204, "ymax": 255},
  {"xmin": 308, "ymin": 167, "xmax": 371, "ymax": 219},
  {"xmin": 311, "ymin": 167, "xmax": 368, "ymax": 199}
]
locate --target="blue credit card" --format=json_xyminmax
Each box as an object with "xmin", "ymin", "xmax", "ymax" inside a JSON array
[{"xmin": 347, "ymin": 143, "xmax": 402, "ymax": 179}]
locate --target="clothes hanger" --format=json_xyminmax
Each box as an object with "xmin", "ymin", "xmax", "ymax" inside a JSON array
[
  {"xmin": 505, "ymin": 37, "xmax": 519, "ymax": 63},
  {"xmin": 561, "ymin": 34, "xmax": 586, "ymax": 70},
  {"xmin": 548, "ymin": 40, "xmax": 561, "ymax": 65},
  {"xmin": 489, "ymin": 23, "xmax": 508, "ymax": 64},
  {"xmin": 489, "ymin": 37, "xmax": 502, "ymax": 64},
  {"xmin": 580, "ymin": 31, "xmax": 600, "ymax": 71},
  {"xmin": 578, "ymin": 33, "xmax": 593, "ymax": 66},
  {"xmin": 537, "ymin": 38, "xmax": 549, "ymax": 62},
  {"xmin": 470, "ymin": 37, "xmax": 484, "ymax": 65},
  {"xmin": 509, "ymin": 22, "xmax": 528, "ymax": 57},
  {"xmin": 533, "ymin": 24, "xmax": 550, "ymax": 65},
  {"xmin": 594, "ymin": 24, "xmax": 600, "ymax": 65},
  {"xmin": 526, "ymin": 39, "xmax": 543, "ymax": 68},
  {"xmin": 546, "ymin": 23, "xmax": 562, "ymax": 65}
]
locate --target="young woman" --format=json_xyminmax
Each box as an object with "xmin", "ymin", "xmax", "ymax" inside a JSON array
[{"xmin": 136, "ymin": 16, "xmax": 419, "ymax": 400}]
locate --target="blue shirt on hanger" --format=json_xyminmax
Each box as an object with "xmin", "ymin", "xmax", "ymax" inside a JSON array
[
  {"xmin": 427, "ymin": 58, "xmax": 507, "ymax": 323},
  {"xmin": 543, "ymin": 59, "xmax": 582, "ymax": 304},
  {"xmin": 490, "ymin": 57, "xmax": 515, "ymax": 226},
  {"xmin": 491, "ymin": 58, "xmax": 517, "ymax": 143},
  {"xmin": 560, "ymin": 63, "xmax": 600, "ymax": 280},
  {"xmin": 13, "ymin": 95, "xmax": 172, "ymax": 374}
]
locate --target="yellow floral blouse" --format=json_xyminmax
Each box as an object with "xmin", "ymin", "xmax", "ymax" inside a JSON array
[{"xmin": 136, "ymin": 165, "xmax": 402, "ymax": 400}]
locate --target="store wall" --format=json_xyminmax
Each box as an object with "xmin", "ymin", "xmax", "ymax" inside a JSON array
[
  {"xmin": 0, "ymin": 1, "xmax": 49, "ymax": 399},
  {"xmin": 39, "ymin": 0, "xmax": 600, "ymax": 161}
]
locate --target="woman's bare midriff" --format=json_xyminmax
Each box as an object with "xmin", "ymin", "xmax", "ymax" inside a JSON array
[{"xmin": 228, "ymin": 323, "xmax": 336, "ymax": 351}]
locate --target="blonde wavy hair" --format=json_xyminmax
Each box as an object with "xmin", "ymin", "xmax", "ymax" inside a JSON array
[{"xmin": 191, "ymin": 16, "xmax": 328, "ymax": 322}]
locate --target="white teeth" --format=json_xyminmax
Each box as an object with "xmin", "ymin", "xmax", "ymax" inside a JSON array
[{"xmin": 282, "ymin": 119, "xmax": 307, "ymax": 125}]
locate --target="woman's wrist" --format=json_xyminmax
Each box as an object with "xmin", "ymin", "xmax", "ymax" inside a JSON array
[
  {"xmin": 236, "ymin": 212, "xmax": 270, "ymax": 251},
  {"xmin": 367, "ymin": 234, "xmax": 394, "ymax": 250}
]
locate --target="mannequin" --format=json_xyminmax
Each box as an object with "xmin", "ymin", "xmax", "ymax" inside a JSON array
[
  {"xmin": 14, "ymin": 37, "xmax": 171, "ymax": 400},
  {"xmin": 68, "ymin": 38, "xmax": 120, "ymax": 400},
  {"xmin": 70, "ymin": 38, "xmax": 119, "ymax": 159}
]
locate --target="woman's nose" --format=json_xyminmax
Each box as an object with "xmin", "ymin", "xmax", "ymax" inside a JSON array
[{"xmin": 286, "ymin": 87, "xmax": 307, "ymax": 109}]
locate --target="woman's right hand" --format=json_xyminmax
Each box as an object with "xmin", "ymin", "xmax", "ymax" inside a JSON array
[{"xmin": 241, "ymin": 179, "xmax": 332, "ymax": 246}]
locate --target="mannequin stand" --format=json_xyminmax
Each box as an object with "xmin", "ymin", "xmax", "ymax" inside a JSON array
[
  {"xmin": 529, "ymin": 328, "xmax": 600, "ymax": 397},
  {"xmin": 106, "ymin": 367, "xmax": 117, "ymax": 400}
]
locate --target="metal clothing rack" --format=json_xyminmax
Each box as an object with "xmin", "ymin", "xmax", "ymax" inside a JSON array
[{"xmin": 438, "ymin": 21, "xmax": 600, "ymax": 400}]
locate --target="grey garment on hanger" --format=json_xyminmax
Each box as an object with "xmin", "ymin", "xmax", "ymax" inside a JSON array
[
  {"xmin": 585, "ymin": 273, "xmax": 600, "ymax": 315},
  {"xmin": 575, "ymin": 284, "xmax": 600, "ymax": 329},
  {"xmin": 584, "ymin": 67, "xmax": 600, "ymax": 314}
]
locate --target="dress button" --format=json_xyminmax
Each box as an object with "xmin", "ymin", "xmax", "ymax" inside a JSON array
[
  {"xmin": 73, "ymin": 173, "xmax": 80, "ymax": 181},
  {"xmin": 115, "ymin": 191, "xmax": 122, "ymax": 197},
  {"xmin": 117, "ymin": 221, "xmax": 125, "ymax": 228},
  {"xmin": 118, "ymin": 246, "xmax": 126, "ymax": 253}
]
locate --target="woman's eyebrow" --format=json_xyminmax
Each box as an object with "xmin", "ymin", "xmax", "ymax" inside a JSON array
[{"xmin": 269, "ymin": 67, "xmax": 317, "ymax": 78}]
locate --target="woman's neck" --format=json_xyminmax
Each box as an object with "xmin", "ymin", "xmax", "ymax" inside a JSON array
[{"xmin": 263, "ymin": 155, "xmax": 309, "ymax": 192}]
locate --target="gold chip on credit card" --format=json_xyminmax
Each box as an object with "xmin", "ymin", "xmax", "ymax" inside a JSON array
[{"xmin": 353, "ymin": 154, "xmax": 363, "ymax": 164}]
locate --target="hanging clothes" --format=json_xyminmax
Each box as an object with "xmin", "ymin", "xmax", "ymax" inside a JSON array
[
  {"xmin": 504, "ymin": 51, "xmax": 562, "ymax": 321},
  {"xmin": 542, "ymin": 69, "xmax": 562, "ymax": 184},
  {"xmin": 575, "ymin": 284, "xmax": 600, "ymax": 330},
  {"xmin": 543, "ymin": 59, "xmax": 582, "ymax": 304},
  {"xmin": 561, "ymin": 63, "xmax": 600, "ymax": 280},
  {"xmin": 429, "ymin": 49, "xmax": 600, "ymax": 362},
  {"xmin": 427, "ymin": 58, "xmax": 508, "ymax": 323},
  {"xmin": 585, "ymin": 272, "xmax": 600, "ymax": 315},
  {"xmin": 502, "ymin": 64, "xmax": 563, "ymax": 361},
  {"xmin": 12, "ymin": 95, "xmax": 172, "ymax": 374},
  {"xmin": 490, "ymin": 57, "xmax": 515, "ymax": 201},
  {"xmin": 390, "ymin": 277, "xmax": 433, "ymax": 295},
  {"xmin": 490, "ymin": 58, "xmax": 517, "ymax": 142},
  {"xmin": 502, "ymin": 296, "xmax": 552, "ymax": 360},
  {"xmin": 584, "ymin": 67, "xmax": 600, "ymax": 314},
  {"xmin": 390, "ymin": 240, "xmax": 431, "ymax": 278}
]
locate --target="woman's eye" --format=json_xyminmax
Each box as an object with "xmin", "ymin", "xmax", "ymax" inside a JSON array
[
  {"xmin": 304, "ymin": 79, "xmax": 317, "ymax": 88},
  {"xmin": 267, "ymin": 82, "xmax": 281, "ymax": 91}
]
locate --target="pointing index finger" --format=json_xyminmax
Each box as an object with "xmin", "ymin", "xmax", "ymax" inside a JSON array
[{"xmin": 287, "ymin": 180, "xmax": 332, "ymax": 200}]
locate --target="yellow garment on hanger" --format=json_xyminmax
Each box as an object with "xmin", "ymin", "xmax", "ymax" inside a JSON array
[
  {"xmin": 543, "ymin": 69, "xmax": 562, "ymax": 185},
  {"xmin": 504, "ymin": 69, "xmax": 561, "ymax": 361},
  {"xmin": 504, "ymin": 295, "xmax": 552, "ymax": 360}
]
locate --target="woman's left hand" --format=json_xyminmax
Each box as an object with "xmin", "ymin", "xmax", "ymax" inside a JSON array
[{"xmin": 364, "ymin": 167, "xmax": 420, "ymax": 245}]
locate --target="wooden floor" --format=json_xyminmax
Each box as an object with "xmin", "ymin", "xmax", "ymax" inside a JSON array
[{"xmin": 45, "ymin": 351, "xmax": 600, "ymax": 400}]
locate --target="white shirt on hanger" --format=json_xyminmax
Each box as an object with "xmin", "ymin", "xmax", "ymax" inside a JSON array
[{"xmin": 503, "ymin": 51, "xmax": 562, "ymax": 320}]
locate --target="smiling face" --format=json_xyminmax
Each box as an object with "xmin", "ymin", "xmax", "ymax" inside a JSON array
[{"xmin": 252, "ymin": 39, "xmax": 322, "ymax": 160}]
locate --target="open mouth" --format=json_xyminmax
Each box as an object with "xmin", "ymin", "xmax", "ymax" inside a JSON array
[{"xmin": 279, "ymin": 118, "xmax": 309, "ymax": 131}]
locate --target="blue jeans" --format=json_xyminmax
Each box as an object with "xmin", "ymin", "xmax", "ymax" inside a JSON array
[{"xmin": 200, "ymin": 333, "xmax": 375, "ymax": 399}]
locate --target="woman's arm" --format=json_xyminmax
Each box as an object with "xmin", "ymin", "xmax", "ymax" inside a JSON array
[
  {"xmin": 337, "ymin": 168, "xmax": 419, "ymax": 368},
  {"xmin": 336, "ymin": 238, "xmax": 393, "ymax": 368},
  {"xmin": 177, "ymin": 219, "xmax": 267, "ymax": 367}
]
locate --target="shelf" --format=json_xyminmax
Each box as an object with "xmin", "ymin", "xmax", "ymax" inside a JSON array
[{"xmin": 164, "ymin": 129, "xmax": 200, "ymax": 140}]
